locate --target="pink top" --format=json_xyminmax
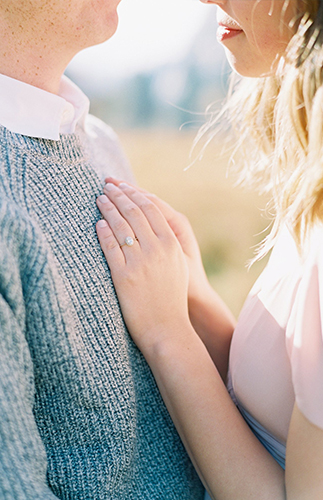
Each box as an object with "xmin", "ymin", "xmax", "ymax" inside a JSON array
[{"xmin": 229, "ymin": 224, "xmax": 323, "ymax": 461}]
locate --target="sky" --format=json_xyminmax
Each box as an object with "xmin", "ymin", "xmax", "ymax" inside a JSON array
[{"xmin": 67, "ymin": 0, "xmax": 215, "ymax": 87}]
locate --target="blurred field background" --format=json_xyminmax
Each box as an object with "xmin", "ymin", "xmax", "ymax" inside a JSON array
[{"xmin": 67, "ymin": 0, "xmax": 271, "ymax": 318}]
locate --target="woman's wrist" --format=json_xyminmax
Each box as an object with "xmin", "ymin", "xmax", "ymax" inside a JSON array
[
  {"xmin": 187, "ymin": 284, "xmax": 236, "ymax": 380},
  {"xmin": 141, "ymin": 320, "xmax": 199, "ymax": 367}
]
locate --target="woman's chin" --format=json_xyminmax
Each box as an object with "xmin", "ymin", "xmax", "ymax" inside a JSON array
[{"xmin": 224, "ymin": 49, "xmax": 278, "ymax": 78}]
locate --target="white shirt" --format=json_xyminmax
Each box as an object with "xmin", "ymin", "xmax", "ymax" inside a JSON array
[{"xmin": 0, "ymin": 74, "xmax": 90, "ymax": 140}]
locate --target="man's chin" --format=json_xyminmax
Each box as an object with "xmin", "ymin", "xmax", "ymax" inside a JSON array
[{"xmin": 81, "ymin": 12, "xmax": 119, "ymax": 50}]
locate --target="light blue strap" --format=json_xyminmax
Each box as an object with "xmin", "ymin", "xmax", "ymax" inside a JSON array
[
  {"xmin": 237, "ymin": 404, "xmax": 286, "ymax": 469},
  {"xmin": 227, "ymin": 372, "xmax": 286, "ymax": 469}
]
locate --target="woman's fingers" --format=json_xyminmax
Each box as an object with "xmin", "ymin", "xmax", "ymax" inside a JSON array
[
  {"xmin": 104, "ymin": 177, "xmax": 180, "ymax": 227},
  {"xmin": 97, "ymin": 180, "xmax": 178, "ymax": 260},
  {"xmin": 103, "ymin": 183, "xmax": 175, "ymax": 244},
  {"xmin": 104, "ymin": 178, "xmax": 192, "ymax": 244},
  {"xmin": 101, "ymin": 185, "xmax": 156, "ymax": 249},
  {"xmin": 96, "ymin": 194, "xmax": 141, "ymax": 265},
  {"xmin": 105, "ymin": 177, "xmax": 149, "ymax": 195},
  {"xmin": 96, "ymin": 215, "xmax": 127, "ymax": 268}
]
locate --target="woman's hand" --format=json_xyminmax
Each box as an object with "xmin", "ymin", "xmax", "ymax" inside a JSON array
[
  {"xmin": 96, "ymin": 182, "xmax": 192, "ymax": 354},
  {"xmin": 101, "ymin": 178, "xmax": 236, "ymax": 379},
  {"xmin": 103, "ymin": 177, "xmax": 211, "ymax": 303}
]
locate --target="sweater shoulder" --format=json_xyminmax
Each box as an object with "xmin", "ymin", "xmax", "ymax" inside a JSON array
[
  {"xmin": 0, "ymin": 197, "xmax": 46, "ymax": 317},
  {"xmin": 82, "ymin": 115, "xmax": 135, "ymax": 184},
  {"xmin": 84, "ymin": 114, "xmax": 120, "ymax": 142}
]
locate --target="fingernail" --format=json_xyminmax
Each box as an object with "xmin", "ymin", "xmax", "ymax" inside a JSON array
[
  {"xmin": 98, "ymin": 195, "xmax": 109, "ymax": 203},
  {"xmin": 97, "ymin": 219, "xmax": 108, "ymax": 228},
  {"xmin": 105, "ymin": 183, "xmax": 117, "ymax": 191},
  {"xmin": 119, "ymin": 183, "xmax": 130, "ymax": 189}
]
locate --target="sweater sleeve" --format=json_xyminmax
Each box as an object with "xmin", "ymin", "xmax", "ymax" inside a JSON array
[{"xmin": 0, "ymin": 204, "xmax": 59, "ymax": 499}]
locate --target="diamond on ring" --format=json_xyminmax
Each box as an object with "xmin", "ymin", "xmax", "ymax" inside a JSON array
[
  {"xmin": 125, "ymin": 236, "xmax": 135, "ymax": 246},
  {"xmin": 120, "ymin": 236, "xmax": 138, "ymax": 248}
]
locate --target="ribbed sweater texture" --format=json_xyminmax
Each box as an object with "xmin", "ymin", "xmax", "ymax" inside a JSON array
[{"xmin": 0, "ymin": 117, "xmax": 203, "ymax": 500}]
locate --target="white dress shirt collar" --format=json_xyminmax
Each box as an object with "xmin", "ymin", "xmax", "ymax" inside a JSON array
[{"xmin": 0, "ymin": 74, "xmax": 90, "ymax": 141}]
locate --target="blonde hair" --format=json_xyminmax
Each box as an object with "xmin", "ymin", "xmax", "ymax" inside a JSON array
[{"xmin": 198, "ymin": 0, "xmax": 323, "ymax": 258}]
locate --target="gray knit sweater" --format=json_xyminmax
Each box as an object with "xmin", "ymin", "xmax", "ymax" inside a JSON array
[{"xmin": 0, "ymin": 117, "xmax": 204, "ymax": 500}]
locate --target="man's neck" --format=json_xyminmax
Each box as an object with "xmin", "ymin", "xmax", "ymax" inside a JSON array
[
  {"xmin": 0, "ymin": 24, "xmax": 73, "ymax": 94},
  {"xmin": 0, "ymin": 69, "xmax": 62, "ymax": 96},
  {"xmin": 0, "ymin": 49, "xmax": 69, "ymax": 95}
]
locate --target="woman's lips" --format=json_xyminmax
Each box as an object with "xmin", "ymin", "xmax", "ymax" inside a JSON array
[{"xmin": 217, "ymin": 25, "xmax": 243, "ymax": 42}]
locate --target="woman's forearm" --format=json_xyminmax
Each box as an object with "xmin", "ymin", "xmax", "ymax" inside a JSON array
[
  {"xmin": 188, "ymin": 285, "xmax": 236, "ymax": 381},
  {"xmin": 144, "ymin": 327, "xmax": 285, "ymax": 500}
]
